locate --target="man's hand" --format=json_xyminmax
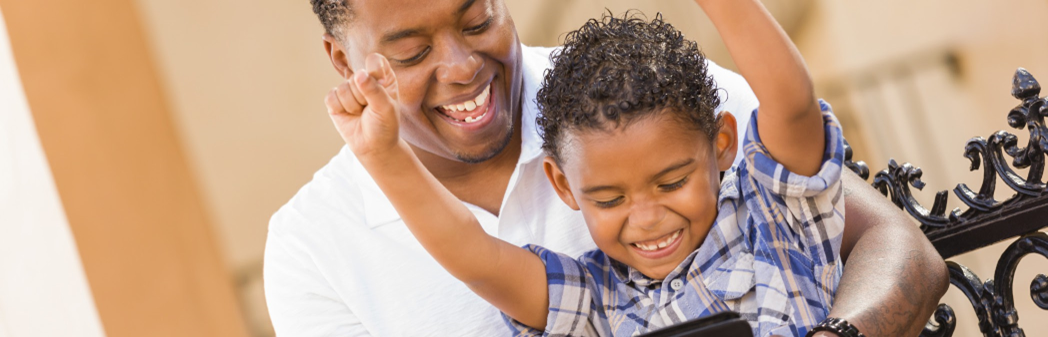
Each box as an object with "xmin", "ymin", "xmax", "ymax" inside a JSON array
[{"xmin": 324, "ymin": 53, "xmax": 404, "ymax": 160}]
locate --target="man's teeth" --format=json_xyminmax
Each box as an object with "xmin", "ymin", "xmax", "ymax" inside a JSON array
[
  {"xmin": 633, "ymin": 230, "xmax": 681, "ymax": 251},
  {"xmin": 441, "ymin": 85, "xmax": 490, "ymax": 112}
]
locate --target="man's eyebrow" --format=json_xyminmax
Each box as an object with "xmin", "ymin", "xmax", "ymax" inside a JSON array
[
  {"xmin": 652, "ymin": 158, "xmax": 696, "ymax": 181},
  {"xmin": 380, "ymin": 0, "xmax": 476, "ymax": 44},
  {"xmin": 457, "ymin": 0, "xmax": 478, "ymax": 15},
  {"xmin": 381, "ymin": 28, "xmax": 425, "ymax": 44}
]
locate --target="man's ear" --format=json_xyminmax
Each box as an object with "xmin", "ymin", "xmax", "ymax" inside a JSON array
[
  {"xmin": 714, "ymin": 111, "xmax": 738, "ymax": 171},
  {"xmin": 322, "ymin": 33, "xmax": 353, "ymax": 79},
  {"xmin": 542, "ymin": 157, "xmax": 581, "ymax": 211}
]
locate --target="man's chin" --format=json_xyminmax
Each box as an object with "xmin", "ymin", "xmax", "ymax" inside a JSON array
[{"xmin": 452, "ymin": 121, "xmax": 516, "ymax": 164}]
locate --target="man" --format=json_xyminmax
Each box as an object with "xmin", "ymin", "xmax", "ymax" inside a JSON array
[{"xmin": 264, "ymin": 0, "xmax": 948, "ymax": 335}]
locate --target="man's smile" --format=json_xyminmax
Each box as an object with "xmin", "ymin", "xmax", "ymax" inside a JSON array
[{"xmin": 433, "ymin": 81, "xmax": 498, "ymax": 130}]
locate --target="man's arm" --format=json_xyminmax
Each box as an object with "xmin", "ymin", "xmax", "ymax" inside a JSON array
[{"xmin": 822, "ymin": 170, "xmax": 949, "ymax": 336}]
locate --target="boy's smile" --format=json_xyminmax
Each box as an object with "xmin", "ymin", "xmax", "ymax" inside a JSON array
[{"xmin": 545, "ymin": 112, "xmax": 737, "ymax": 280}]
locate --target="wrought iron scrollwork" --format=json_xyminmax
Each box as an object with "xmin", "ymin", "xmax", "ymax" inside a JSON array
[
  {"xmin": 918, "ymin": 233, "xmax": 1048, "ymax": 337},
  {"xmin": 839, "ymin": 68, "xmax": 1048, "ymax": 337},
  {"xmin": 842, "ymin": 68, "xmax": 1048, "ymax": 253},
  {"xmin": 871, "ymin": 159, "xmax": 958, "ymax": 232},
  {"xmin": 921, "ymin": 304, "xmax": 957, "ymax": 337},
  {"xmin": 843, "ymin": 139, "xmax": 869, "ymax": 180}
]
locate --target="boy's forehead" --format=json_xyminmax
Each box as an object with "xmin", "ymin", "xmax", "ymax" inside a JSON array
[{"xmin": 560, "ymin": 115, "xmax": 712, "ymax": 180}]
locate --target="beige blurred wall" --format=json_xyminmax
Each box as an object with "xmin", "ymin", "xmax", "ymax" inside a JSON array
[
  {"xmin": 0, "ymin": 6, "xmax": 104, "ymax": 336},
  {"xmin": 1, "ymin": 0, "xmax": 250, "ymax": 335},
  {"xmin": 133, "ymin": 0, "xmax": 1048, "ymax": 335}
]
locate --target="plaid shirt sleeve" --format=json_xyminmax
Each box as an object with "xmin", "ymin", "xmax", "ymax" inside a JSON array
[
  {"xmin": 740, "ymin": 99, "xmax": 846, "ymax": 336},
  {"xmin": 501, "ymin": 245, "xmax": 605, "ymax": 337}
]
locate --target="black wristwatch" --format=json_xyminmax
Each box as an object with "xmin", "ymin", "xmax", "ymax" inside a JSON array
[{"xmin": 806, "ymin": 317, "xmax": 865, "ymax": 337}]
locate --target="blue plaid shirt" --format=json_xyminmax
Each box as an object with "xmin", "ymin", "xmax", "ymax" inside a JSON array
[{"xmin": 505, "ymin": 101, "xmax": 846, "ymax": 337}]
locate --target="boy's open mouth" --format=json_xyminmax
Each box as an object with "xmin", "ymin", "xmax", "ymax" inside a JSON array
[{"xmin": 630, "ymin": 229, "xmax": 684, "ymax": 257}]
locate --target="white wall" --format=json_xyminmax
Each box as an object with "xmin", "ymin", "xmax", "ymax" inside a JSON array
[{"xmin": 0, "ymin": 6, "xmax": 105, "ymax": 337}]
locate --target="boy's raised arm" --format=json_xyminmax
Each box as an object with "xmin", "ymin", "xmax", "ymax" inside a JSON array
[
  {"xmin": 696, "ymin": 0, "xmax": 824, "ymax": 176},
  {"xmin": 325, "ymin": 53, "xmax": 551, "ymax": 330}
]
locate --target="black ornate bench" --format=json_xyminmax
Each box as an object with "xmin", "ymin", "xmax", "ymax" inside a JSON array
[{"xmin": 844, "ymin": 68, "xmax": 1048, "ymax": 337}]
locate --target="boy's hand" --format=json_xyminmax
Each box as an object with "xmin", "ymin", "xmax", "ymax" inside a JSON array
[{"xmin": 325, "ymin": 53, "xmax": 404, "ymax": 160}]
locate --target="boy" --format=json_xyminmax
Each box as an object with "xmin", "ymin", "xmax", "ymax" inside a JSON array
[{"xmin": 327, "ymin": 0, "xmax": 844, "ymax": 336}]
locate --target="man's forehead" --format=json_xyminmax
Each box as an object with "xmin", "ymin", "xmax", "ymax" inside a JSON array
[{"xmin": 350, "ymin": 0, "xmax": 480, "ymax": 39}]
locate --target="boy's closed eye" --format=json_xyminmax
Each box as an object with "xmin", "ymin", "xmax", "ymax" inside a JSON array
[
  {"xmin": 593, "ymin": 196, "xmax": 624, "ymax": 209},
  {"xmin": 658, "ymin": 176, "xmax": 689, "ymax": 192},
  {"xmin": 588, "ymin": 176, "xmax": 690, "ymax": 209}
]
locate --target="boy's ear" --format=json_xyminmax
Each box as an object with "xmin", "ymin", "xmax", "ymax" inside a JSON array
[
  {"xmin": 322, "ymin": 33, "xmax": 353, "ymax": 79},
  {"xmin": 714, "ymin": 111, "xmax": 738, "ymax": 171},
  {"xmin": 542, "ymin": 157, "xmax": 581, "ymax": 211}
]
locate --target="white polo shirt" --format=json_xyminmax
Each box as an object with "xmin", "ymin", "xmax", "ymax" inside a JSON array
[{"xmin": 264, "ymin": 45, "xmax": 758, "ymax": 336}]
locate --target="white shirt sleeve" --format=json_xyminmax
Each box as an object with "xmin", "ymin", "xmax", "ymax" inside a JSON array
[
  {"xmin": 264, "ymin": 210, "xmax": 372, "ymax": 336},
  {"xmin": 705, "ymin": 59, "xmax": 759, "ymax": 167}
]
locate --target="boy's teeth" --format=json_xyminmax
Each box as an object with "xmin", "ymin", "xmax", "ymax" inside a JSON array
[
  {"xmin": 465, "ymin": 101, "xmax": 477, "ymax": 111},
  {"xmin": 634, "ymin": 230, "xmax": 681, "ymax": 251}
]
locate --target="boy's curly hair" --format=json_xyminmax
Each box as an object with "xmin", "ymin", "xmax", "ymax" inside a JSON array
[{"xmin": 537, "ymin": 11, "xmax": 722, "ymax": 163}]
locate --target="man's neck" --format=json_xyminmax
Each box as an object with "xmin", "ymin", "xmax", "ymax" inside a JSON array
[{"xmin": 411, "ymin": 120, "xmax": 523, "ymax": 217}]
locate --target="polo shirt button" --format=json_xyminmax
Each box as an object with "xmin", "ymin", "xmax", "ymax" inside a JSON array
[{"xmin": 670, "ymin": 279, "xmax": 684, "ymax": 291}]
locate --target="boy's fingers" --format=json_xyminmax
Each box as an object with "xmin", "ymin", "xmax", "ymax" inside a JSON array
[
  {"xmin": 346, "ymin": 76, "xmax": 367, "ymax": 107},
  {"xmin": 324, "ymin": 88, "xmax": 341, "ymax": 116},
  {"xmin": 365, "ymin": 53, "xmax": 399, "ymax": 99},
  {"xmin": 354, "ymin": 70, "xmax": 397, "ymax": 118},
  {"xmin": 332, "ymin": 82, "xmax": 364, "ymax": 116}
]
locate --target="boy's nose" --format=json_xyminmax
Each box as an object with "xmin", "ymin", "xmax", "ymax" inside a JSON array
[{"xmin": 626, "ymin": 198, "xmax": 667, "ymax": 231}]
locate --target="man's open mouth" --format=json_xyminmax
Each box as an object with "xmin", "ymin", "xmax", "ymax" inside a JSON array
[{"xmin": 435, "ymin": 83, "xmax": 492, "ymax": 124}]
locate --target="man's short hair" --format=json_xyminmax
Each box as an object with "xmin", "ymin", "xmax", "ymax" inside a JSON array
[{"xmin": 310, "ymin": 0, "xmax": 353, "ymax": 38}]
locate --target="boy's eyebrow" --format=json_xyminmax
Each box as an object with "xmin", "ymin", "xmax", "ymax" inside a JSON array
[
  {"xmin": 581, "ymin": 185, "xmax": 619, "ymax": 194},
  {"xmin": 379, "ymin": 0, "xmax": 477, "ymax": 44},
  {"xmin": 652, "ymin": 158, "xmax": 696, "ymax": 181},
  {"xmin": 581, "ymin": 159, "xmax": 696, "ymax": 194}
]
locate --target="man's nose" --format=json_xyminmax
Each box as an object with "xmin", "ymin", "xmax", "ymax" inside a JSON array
[
  {"xmin": 627, "ymin": 197, "xmax": 667, "ymax": 231},
  {"xmin": 435, "ymin": 45, "xmax": 483, "ymax": 84}
]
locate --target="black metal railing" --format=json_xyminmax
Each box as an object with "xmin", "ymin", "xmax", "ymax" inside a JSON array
[{"xmin": 845, "ymin": 68, "xmax": 1048, "ymax": 337}]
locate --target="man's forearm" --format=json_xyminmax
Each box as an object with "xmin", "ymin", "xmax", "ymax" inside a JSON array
[{"xmin": 827, "ymin": 170, "xmax": 949, "ymax": 336}]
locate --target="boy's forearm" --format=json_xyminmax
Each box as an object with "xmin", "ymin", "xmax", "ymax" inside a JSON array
[
  {"xmin": 357, "ymin": 146, "xmax": 551, "ymax": 328},
  {"xmin": 357, "ymin": 143, "xmax": 501, "ymax": 281},
  {"xmin": 827, "ymin": 170, "xmax": 949, "ymax": 336},
  {"xmin": 696, "ymin": 0, "xmax": 816, "ymax": 119},
  {"xmin": 696, "ymin": 0, "xmax": 824, "ymax": 176}
]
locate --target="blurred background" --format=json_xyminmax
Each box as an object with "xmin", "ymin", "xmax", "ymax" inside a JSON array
[{"xmin": 2, "ymin": 0, "xmax": 1047, "ymax": 336}]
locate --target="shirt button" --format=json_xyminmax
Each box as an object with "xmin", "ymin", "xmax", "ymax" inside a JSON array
[{"xmin": 670, "ymin": 279, "xmax": 684, "ymax": 291}]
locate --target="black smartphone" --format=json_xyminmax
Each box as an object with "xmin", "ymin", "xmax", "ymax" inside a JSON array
[{"xmin": 639, "ymin": 311, "xmax": 754, "ymax": 337}]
